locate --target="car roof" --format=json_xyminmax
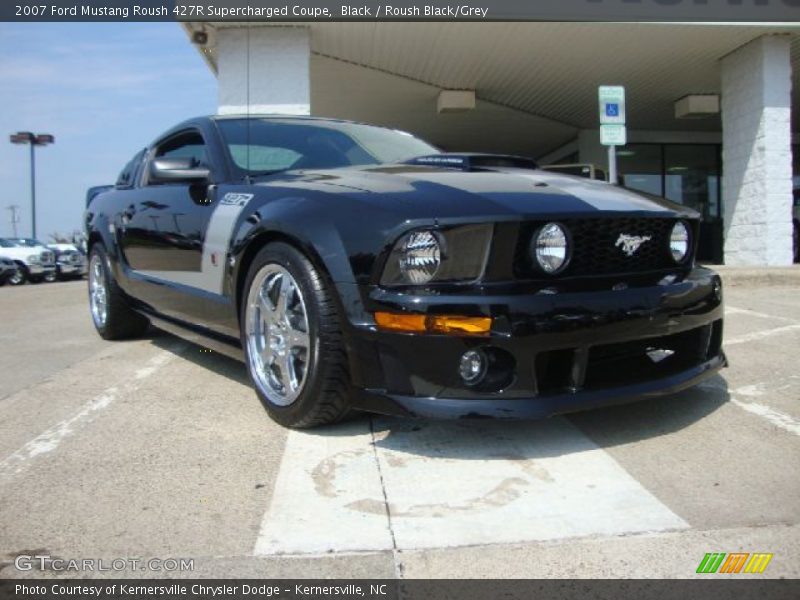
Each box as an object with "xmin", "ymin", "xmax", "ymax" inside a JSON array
[
  {"xmin": 156, "ymin": 114, "xmax": 423, "ymax": 150},
  {"xmin": 210, "ymin": 114, "xmax": 368, "ymax": 126},
  {"xmin": 174, "ymin": 114, "xmax": 409, "ymax": 134}
]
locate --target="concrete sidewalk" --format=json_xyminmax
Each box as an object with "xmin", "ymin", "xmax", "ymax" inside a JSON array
[{"xmin": 701, "ymin": 264, "xmax": 800, "ymax": 287}]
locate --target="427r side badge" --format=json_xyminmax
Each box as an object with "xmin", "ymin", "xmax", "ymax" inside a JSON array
[{"xmin": 220, "ymin": 193, "xmax": 254, "ymax": 206}]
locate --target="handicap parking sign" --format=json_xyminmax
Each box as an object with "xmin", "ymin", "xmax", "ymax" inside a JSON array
[{"xmin": 599, "ymin": 86, "xmax": 626, "ymax": 125}]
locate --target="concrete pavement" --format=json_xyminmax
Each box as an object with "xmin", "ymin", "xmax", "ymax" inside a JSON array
[{"xmin": 0, "ymin": 278, "xmax": 798, "ymax": 579}]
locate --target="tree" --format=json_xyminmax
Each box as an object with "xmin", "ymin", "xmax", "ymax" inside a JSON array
[{"xmin": 49, "ymin": 232, "xmax": 72, "ymax": 243}]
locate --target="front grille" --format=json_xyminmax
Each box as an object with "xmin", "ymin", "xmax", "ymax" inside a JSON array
[
  {"xmin": 533, "ymin": 321, "xmax": 721, "ymax": 394},
  {"xmin": 583, "ymin": 323, "xmax": 714, "ymax": 390},
  {"xmin": 64, "ymin": 251, "xmax": 82, "ymax": 264},
  {"xmin": 516, "ymin": 218, "xmax": 680, "ymax": 278},
  {"xmin": 40, "ymin": 251, "xmax": 55, "ymax": 265}
]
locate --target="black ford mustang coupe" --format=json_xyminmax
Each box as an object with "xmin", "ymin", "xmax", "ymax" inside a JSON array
[{"xmin": 85, "ymin": 116, "xmax": 725, "ymax": 428}]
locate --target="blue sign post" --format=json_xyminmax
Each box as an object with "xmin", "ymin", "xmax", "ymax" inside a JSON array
[{"xmin": 598, "ymin": 86, "xmax": 626, "ymax": 184}]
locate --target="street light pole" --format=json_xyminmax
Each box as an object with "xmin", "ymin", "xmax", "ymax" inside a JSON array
[
  {"xmin": 30, "ymin": 142, "xmax": 36, "ymax": 238},
  {"xmin": 10, "ymin": 131, "xmax": 54, "ymax": 239},
  {"xmin": 6, "ymin": 205, "xmax": 20, "ymax": 238}
]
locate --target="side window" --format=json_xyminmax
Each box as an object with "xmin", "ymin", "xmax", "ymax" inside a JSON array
[
  {"xmin": 146, "ymin": 130, "xmax": 208, "ymax": 186},
  {"xmin": 155, "ymin": 131, "xmax": 207, "ymax": 164},
  {"xmin": 116, "ymin": 148, "xmax": 146, "ymax": 188}
]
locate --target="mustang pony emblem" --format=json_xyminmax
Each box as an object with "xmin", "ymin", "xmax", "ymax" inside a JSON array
[{"xmin": 615, "ymin": 233, "xmax": 652, "ymax": 257}]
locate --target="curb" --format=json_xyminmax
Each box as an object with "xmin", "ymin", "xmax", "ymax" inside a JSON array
[{"xmin": 701, "ymin": 265, "xmax": 800, "ymax": 287}]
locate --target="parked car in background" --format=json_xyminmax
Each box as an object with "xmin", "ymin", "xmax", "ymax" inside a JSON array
[
  {"xmin": 48, "ymin": 243, "xmax": 88, "ymax": 280},
  {"xmin": 85, "ymin": 115, "xmax": 725, "ymax": 428},
  {"xmin": 0, "ymin": 257, "xmax": 17, "ymax": 286},
  {"xmin": 0, "ymin": 238, "xmax": 57, "ymax": 284}
]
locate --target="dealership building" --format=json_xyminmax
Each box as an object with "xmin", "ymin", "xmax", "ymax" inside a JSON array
[{"xmin": 182, "ymin": 21, "xmax": 800, "ymax": 265}]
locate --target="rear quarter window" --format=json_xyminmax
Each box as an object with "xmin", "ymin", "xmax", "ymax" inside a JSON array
[{"xmin": 116, "ymin": 149, "xmax": 146, "ymax": 188}]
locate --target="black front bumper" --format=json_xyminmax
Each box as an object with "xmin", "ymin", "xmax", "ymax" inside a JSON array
[{"xmin": 345, "ymin": 266, "xmax": 726, "ymax": 419}]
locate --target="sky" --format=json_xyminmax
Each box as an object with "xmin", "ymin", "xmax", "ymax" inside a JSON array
[{"xmin": 0, "ymin": 23, "xmax": 217, "ymax": 240}]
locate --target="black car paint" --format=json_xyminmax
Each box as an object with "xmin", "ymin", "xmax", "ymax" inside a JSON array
[{"xmin": 86, "ymin": 116, "xmax": 725, "ymax": 419}]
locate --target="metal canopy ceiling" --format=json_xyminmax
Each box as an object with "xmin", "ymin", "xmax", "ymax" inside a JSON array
[{"xmin": 185, "ymin": 22, "xmax": 799, "ymax": 157}]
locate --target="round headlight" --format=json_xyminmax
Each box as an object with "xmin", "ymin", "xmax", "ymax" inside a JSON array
[
  {"xmin": 670, "ymin": 221, "xmax": 690, "ymax": 263},
  {"xmin": 532, "ymin": 222, "xmax": 569, "ymax": 274},
  {"xmin": 398, "ymin": 230, "xmax": 442, "ymax": 284}
]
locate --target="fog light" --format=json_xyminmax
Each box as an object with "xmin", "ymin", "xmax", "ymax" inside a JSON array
[{"xmin": 459, "ymin": 349, "xmax": 488, "ymax": 385}]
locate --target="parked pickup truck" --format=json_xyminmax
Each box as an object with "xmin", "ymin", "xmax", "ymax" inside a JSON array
[
  {"xmin": 48, "ymin": 243, "xmax": 88, "ymax": 280},
  {"xmin": 0, "ymin": 238, "xmax": 57, "ymax": 285}
]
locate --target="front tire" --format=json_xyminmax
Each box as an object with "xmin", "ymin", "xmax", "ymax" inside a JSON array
[
  {"xmin": 241, "ymin": 243, "xmax": 351, "ymax": 428},
  {"xmin": 88, "ymin": 245, "xmax": 149, "ymax": 340},
  {"xmin": 43, "ymin": 271, "xmax": 57, "ymax": 283},
  {"xmin": 8, "ymin": 265, "xmax": 27, "ymax": 286}
]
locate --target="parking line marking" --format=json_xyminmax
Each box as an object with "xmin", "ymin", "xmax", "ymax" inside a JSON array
[
  {"xmin": 725, "ymin": 324, "xmax": 800, "ymax": 346},
  {"xmin": 372, "ymin": 418, "xmax": 687, "ymax": 550},
  {"xmin": 700, "ymin": 378, "xmax": 800, "ymax": 437},
  {"xmin": 0, "ymin": 349, "xmax": 178, "ymax": 480},
  {"xmin": 253, "ymin": 420, "xmax": 394, "ymax": 555},
  {"xmin": 254, "ymin": 417, "xmax": 687, "ymax": 555},
  {"xmin": 730, "ymin": 400, "xmax": 800, "ymax": 437}
]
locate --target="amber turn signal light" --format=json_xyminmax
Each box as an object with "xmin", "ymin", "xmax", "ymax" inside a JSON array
[{"xmin": 374, "ymin": 312, "xmax": 492, "ymax": 336}]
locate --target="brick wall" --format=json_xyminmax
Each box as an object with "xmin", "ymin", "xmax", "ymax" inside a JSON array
[
  {"xmin": 217, "ymin": 27, "xmax": 311, "ymax": 116},
  {"xmin": 721, "ymin": 35, "xmax": 793, "ymax": 266}
]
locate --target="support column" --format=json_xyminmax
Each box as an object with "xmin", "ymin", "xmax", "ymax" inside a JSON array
[
  {"xmin": 721, "ymin": 35, "xmax": 793, "ymax": 266},
  {"xmin": 216, "ymin": 26, "xmax": 310, "ymax": 115}
]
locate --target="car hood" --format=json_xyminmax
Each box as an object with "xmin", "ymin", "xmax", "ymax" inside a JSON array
[
  {"xmin": 262, "ymin": 164, "xmax": 696, "ymax": 221},
  {"xmin": 48, "ymin": 244, "xmax": 79, "ymax": 252},
  {"xmin": 0, "ymin": 246, "xmax": 47, "ymax": 259}
]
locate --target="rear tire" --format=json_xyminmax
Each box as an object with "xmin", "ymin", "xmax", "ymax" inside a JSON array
[
  {"xmin": 241, "ymin": 242, "xmax": 351, "ymax": 428},
  {"xmin": 88, "ymin": 244, "xmax": 149, "ymax": 340}
]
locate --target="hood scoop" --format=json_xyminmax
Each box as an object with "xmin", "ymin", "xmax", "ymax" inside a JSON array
[{"xmin": 405, "ymin": 153, "xmax": 538, "ymax": 172}]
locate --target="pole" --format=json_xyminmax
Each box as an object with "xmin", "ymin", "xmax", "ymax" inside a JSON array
[
  {"xmin": 29, "ymin": 142, "xmax": 36, "ymax": 238},
  {"xmin": 608, "ymin": 145, "xmax": 617, "ymax": 185},
  {"xmin": 7, "ymin": 205, "xmax": 20, "ymax": 238}
]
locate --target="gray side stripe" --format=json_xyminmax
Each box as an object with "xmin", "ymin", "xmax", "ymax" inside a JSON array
[{"xmin": 134, "ymin": 193, "xmax": 253, "ymax": 295}]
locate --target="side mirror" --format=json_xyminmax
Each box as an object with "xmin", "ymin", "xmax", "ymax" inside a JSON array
[{"xmin": 149, "ymin": 157, "xmax": 210, "ymax": 183}]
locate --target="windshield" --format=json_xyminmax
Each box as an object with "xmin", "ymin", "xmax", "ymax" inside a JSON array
[
  {"xmin": 0, "ymin": 239, "xmax": 16, "ymax": 248},
  {"xmin": 216, "ymin": 118, "xmax": 439, "ymax": 175}
]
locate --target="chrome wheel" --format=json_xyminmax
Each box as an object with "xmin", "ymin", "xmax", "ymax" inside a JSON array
[
  {"xmin": 89, "ymin": 254, "xmax": 108, "ymax": 328},
  {"xmin": 9, "ymin": 267, "xmax": 24, "ymax": 285},
  {"xmin": 245, "ymin": 264, "xmax": 312, "ymax": 406}
]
